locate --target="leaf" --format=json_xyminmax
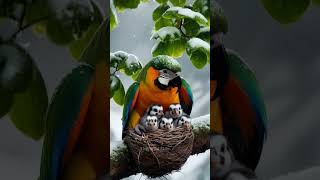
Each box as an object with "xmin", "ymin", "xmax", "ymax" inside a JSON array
[
  {"xmin": 163, "ymin": 6, "xmax": 208, "ymax": 26},
  {"xmin": 151, "ymin": 26, "xmax": 181, "ymax": 41},
  {"xmin": 152, "ymin": 39, "xmax": 186, "ymax": 58},
  {"xmin": 69, "ymin": 23, "xmax": 100, "ymax": 60},
  {"xmin": 46, "ymin": 17, "xmax": 74, "ymax": 45},
  {"xmin": 314, "ymin": 0, "xmax": 320, "ymax": 6},
  {"xmin": 25, "ymin": 0, "xmax": 49, "ymax": 23},
  {"xmin": 110, "ymin": 75, "xmax": 120, "ymax": 98},
  {"xmin": 260, "ymin": 0, "xmax": 311, "ymax": 24},
  {"xmin": 169, "ymin": 0, "xmax": 186, "ymax": 7},
  {"xmin": 9, "ymin": 64, "xmax": 48, "ymax": 140},
  {"xmin": 80, "ymin": 19, "xmax": 109, "ymax": 66},
  {"xmin": 192, "ymin": 0, "xmax": 210, "ymax": 21},
  {"xmin": 186, "ymin": 38, "xmax": 209, "ymax": 68},
  {"xmin": 113, "ymin": 80, "xmax": 125, "ymax": 105},
  {"xmin": 0, "ymin": 89, "xmax": 13, "ymax": 118},
  {"xmin": 154, "ymin": 17, "xmax": 174, "ymax": 30},
  {"xmin": 182, "ymin": 18, "xmax": 200, "ymax": 37},
  {"xmin": 131, "ymin": 69, "xmax": 141, "ymax": 80},
  {"xmin": 211, "ymin": 0, "xmax": 228, "ymax": 34},
  {"xmin": 113, "ymin": 0, "xmax": 141, "ymax": 11},
  {"xmin": 188, "ymin": 49, "xmax": 207, "ymax": 69},
  {"xmin": 197, "ymin": 27, "xmax": 210, "ymax": 43},
  {"xmin": 153, "ymin": 4, "xmax": 170, "ymax": 21},
  {"xmin": 110, "ymin": 7, "xmax": 118, "ymax": 31}
]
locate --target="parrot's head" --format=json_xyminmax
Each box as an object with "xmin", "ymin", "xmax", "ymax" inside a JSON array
[{"xmin": 138, "ymin": 55, "xmax": 182, "ymax": 91}]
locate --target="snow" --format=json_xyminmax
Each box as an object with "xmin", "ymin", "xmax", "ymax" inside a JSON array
[
  {"xmin": 192, "ymin": 114, "xmax": 210, "ymax": 129},
  {"xmin": 187, "ymin": 38, "xmax": 210, "ymax": 51},
  {"xmin": 164, "ymin": 7, "xmax": 208, "ymax": 25},
  {"xmin": 125, "ymin": 54, "xmax": 141, "ymax": 68},
  {"xmin": 151, "ymin": 27, "xmax": 181, "ymax": 41},
  {"xmin": 110, "ymin": 75, "xmax": 119, "ymax": 89},
  {"xmin": 198, "ymin": 27, "xmax": 210, "ymax": 34}
]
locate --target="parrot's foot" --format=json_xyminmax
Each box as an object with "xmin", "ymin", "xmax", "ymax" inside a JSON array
[{"xmin": 134, "ymin": 124, "xmax": 146, "ymax": 135}]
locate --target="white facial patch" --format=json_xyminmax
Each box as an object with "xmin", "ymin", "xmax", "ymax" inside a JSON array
[
  {"xmin": 169, "ymin": 104, "xmax": 183, "ymax": 119},
  {"xmin": 158, "ymin": 69, "xmax": 178, "ymax": 86},
  {"xmin": 159, "ymin": 117, "xmax": 174, "ymax": 131},
  {"xmin": 149, "ymin": 105, "xmax": 164, "ymax": 117},
  {"xmin": 145, "ymin": 116, "xmax": 158, "ymax": 131},
  {"xmin": 178, "ymin": 116, "xmax": 191, "ymax": 128},
  {"xmin": 210, "ymin": 135, "xmax": 233, "ymax": 176}
]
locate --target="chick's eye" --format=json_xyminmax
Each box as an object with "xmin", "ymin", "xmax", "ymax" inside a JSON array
[{"xmin": 163, "ymin": 70, "xmax": 167, "ymax": 73}]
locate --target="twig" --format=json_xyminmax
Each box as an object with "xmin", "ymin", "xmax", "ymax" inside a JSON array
[{"xmin": 6, "ymin": 16, "xmax": 49, "ymax": 42}]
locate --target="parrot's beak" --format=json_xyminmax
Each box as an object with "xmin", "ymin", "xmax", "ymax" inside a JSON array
[{"xmin": 168, "ymin": 75, "xmax": 181, "ymax": 90}]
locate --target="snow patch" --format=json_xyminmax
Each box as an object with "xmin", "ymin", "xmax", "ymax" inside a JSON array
[
  {"xmin": 151, "ymin": 27, "xmax": 181, "ymax": 41},
  {"xmin": 187, "ymin": 38, "xmax": 210, "ymax": 51}
]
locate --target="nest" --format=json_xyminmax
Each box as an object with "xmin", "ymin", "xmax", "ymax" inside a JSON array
[{"xmin": 124, "ymin": 127, "xmax": 194, "ymax": 177}]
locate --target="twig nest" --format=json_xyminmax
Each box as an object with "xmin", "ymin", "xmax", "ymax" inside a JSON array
[{"xmin": 124, "ymin": 127, "xmax": 194, "ymax": 177}]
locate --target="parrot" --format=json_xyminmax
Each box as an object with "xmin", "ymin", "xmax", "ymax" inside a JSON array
[
  {"xmin": 211, "ymin": 35, "xmax": 267, "ymax": 171},
  {"xmin": 122, "ymin": 55, "xmax": 193, "ymax": 137},
  {"xmin": 39, "ymin": 62, "xmax": 109, "ymax": 180}
]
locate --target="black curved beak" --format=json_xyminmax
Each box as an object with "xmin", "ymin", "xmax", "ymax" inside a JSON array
[{"xmin": 168, "ymin": 76, "xmax": 182, "ymax": 91}]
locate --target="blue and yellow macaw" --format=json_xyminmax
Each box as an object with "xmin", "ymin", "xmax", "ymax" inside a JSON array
[
  {"xmin": 39, "ymin": 62, "xmax": 108, "ymax": 180},
  {"xmin": 122, "ymin": 55, "xmax": 193, "ymax": 136},
  {"xmin": 211, "ymin": 42, "xmax": 267, "ymax": 170}
]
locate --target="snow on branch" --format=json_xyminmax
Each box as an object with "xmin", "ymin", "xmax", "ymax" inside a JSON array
[{"xmin": 109, "ymin": 115, "xmax": 210, "ymax": 179}]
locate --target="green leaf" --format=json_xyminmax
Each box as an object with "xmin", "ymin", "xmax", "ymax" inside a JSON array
[
  {"xmin": 80, "ymin": 19, "xmax": 109, "ymax": 66},
  {"xmin": 153, "ymin": 4, "xmax": 170, "ymax": 21},
  {"xmin": 114, "ymin": 0, "xmax": 141, "ymax": 11},
  {"xmin": 46, "ymin": 17, "xmax": 74, "ymax": 45},
  {"xmin": 192, "ymin": 0, "xmax": 210, "ymax": 22},
  {"xmin": 156, "ymin": 0, "xmax": 169, "ymax": 4},
  {"xmin": 186, "ymin": 38, "xmax": 209, "ymax": 68},
  {"xmin": 314, "ymin": 0, "xmax": 320, "ymax": 6},
  {"xmin": 0, "ymin": 43, "xmax": 33, "ymax": 93},
  {"xmin": 154, "ymin": 17, "xmax": 174, "ymax": 30},
  {"xmin": 110, "ymin": 75, "xmax": 120, "ymax": 98},
  {"xmin": 260, "ymin": 0, "xmax": 311, "ymax": 24},
  {"xmin": 0, "ymin": 89, "xmax": 13, "ymax": 118},
  {"xmin": 9, "ymin": 64, "xmax": 48, "ymax": 140},
  {"xmin": 32, "ymin": 21, "xmax": 47, "ymax": 35},
  {"xmin": 69, "ymin": 23, "xmax": 100, "ymax": 60},
  {"xmin": 113, "ymin": 80, "xmax": 125, "ymax": 105},
  {"xmin": 152, "ymin": 39, "xmax": 186, "ymax": 58},
  {"xmin": 211, "ymin": 0, "xmax": 228, "ymax": 34},
  {"xmin": 197, "ymin": 27, "xmax": 210, "ymax": 43},
  {"xmin": 25, "ymin": 0, "xmax": 49, "ymax": 23},
  {"xmin": 131, "ymin": 69, "xmax": 141, "ymax": 80},
  {"xmin": 151, "ymin": 26, "xmax": 181, "ymax": 41},
  {"xmin": 169, "ymin": 0, "xmax": 186, "ymax": 7},
  {"xmin": 163, "ymin": 7, "xmax": 208, "ymax": 26},
  {"xmin": 182, "ymin": 18, "xmax": 200, "ymax": 36},
  {"xmin": 110, "ymin": 7, "xmax": 118, "ymax": 31}
]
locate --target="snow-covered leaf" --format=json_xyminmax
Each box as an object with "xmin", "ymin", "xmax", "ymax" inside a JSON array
[
  {"xmin": 151, "ymin": 26, "xmax": 181, "ymax": 41},
  {"xmin": 156, "ymin": 0, "xmax": 169, "ymax": 4},
  {"xmin": 124, "ymin": 54, "xmax": 142, "ymax": 76},
  {"xmin": 186, "ymin": 38, "xmax": 209, "ymax": 69},
  {"xmin": 197, "ymin": 27, "xmax": 210, "ymax": 43},
  {"xmin": 163, "ymin": 7, "xmax": 208, "ymax": 26},
  {"xmin": 192, "ymin": 0, "xmax": 210, "ymax": 21}
]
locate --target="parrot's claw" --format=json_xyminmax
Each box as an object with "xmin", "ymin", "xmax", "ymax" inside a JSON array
[{"xmin": 134, "ymin": 124, "xmax": 146, "ymax": 135}]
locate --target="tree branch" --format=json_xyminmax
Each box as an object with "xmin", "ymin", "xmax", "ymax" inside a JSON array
[{"xmin": 109, "ymin": 115, "xmax": 210, "ymax": 179}]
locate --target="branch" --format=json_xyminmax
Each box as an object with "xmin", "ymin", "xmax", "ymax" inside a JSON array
[{"xmin": 109, "ymin": 115, "xmax": 210, "ymax": 179}]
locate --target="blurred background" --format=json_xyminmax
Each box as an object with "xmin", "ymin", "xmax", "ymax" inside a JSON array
[
  {"xmin": 1, "ymin": 0, "xmax": 320, "ymax": 179},
  {"xmin": 218, "ymin": 0, "xmax": 320, "ymax": 179},
  {"xmin": 110, "ymin": 1, "xmax": 210, "ymax": 179}
]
